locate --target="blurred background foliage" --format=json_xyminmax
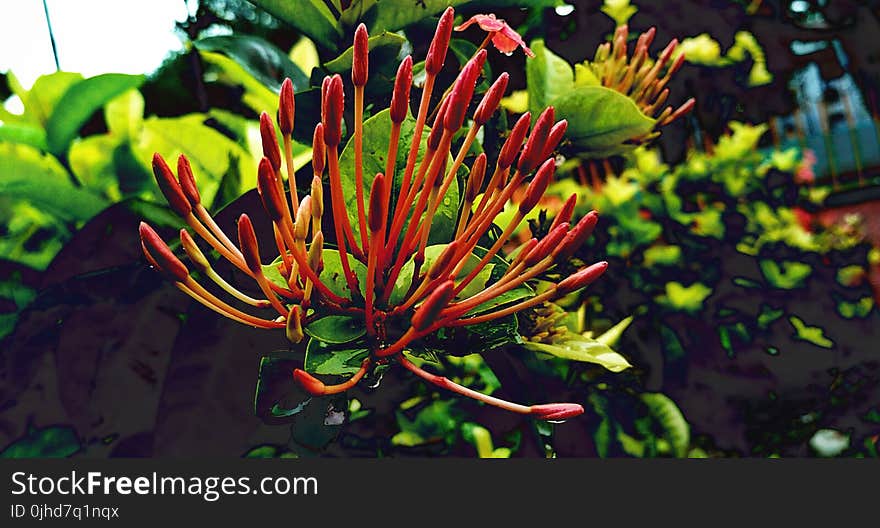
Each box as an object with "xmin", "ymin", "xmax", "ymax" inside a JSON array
[{"xmin": 1, "ymin": 0, "xmax": 879, "ymax": 459}]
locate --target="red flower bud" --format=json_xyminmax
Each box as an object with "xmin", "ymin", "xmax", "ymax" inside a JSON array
[
  {"xmin": 540, "ymin": 120, "xmax": 568, "ymax": 161},
  {"xmin": 425, "ymin": 7, "xmax": 455, "ymax": 75},
  {"xmin": 260, "ymin": 112, "xmax": 282, "ymax": 172},
  {"xmin": 312, "ymin": 123, "xmax": 326, "ymax": 175},
  {"xmin": 518, "ymin": 106, "xmax": 555, "ymax": 173},
  {"xmin": 390, "ymin": 55, "xmax": 413, "ymax": 124},
  {"xmin": 518, "ymin": 158, "xmax": 555, "ymax": 215},
  {"xmin": 412, "ymin": 280, "xmax": 455, "ymax": 331},
  {"xmin": 556, "ymin": 261, "xmax": 608, "ymax": 295},
  {"xmin": 293, "ymin": 369, "xmax": 326, "ymax": 395},
  {"xmin": 498, "ymin": 112, "xmax": 531, "ymax": 169},
  {"xmin": 257, "ymin": 158, "xmax": 285, "ymax": 222},
  {"xmin": 237, "ymin": 214, "xmax": 263, "ymax": 275},
  {"xmin": 152, "ymin": 153, "xmax": 191, "ymax": 216},
  {"xmin": 320, "ymin": 76, "xmax": 331, "ymax": 123},
  {"xmin": 179, "ymin": 228, "xmax": 209, "ymax": 271},
  {"xmin": 176, "ymin": 155, "xmax": 201, "ymax": 206},
  {"xmin": 524, "ymin": 222, "xmax": 569, "ymax": 266},
  {"xmin": 322, "ymin": 75, "xmax": 344, "ymax": 147},
  {"xmin": 427, "ymin": 97, "xmax": 449, "ymax": 150},
  {"xmin": 555, "ymin": 210, "xmax": 599, "ymax": 261},
  {"xmin": 474, "ymin": 72, "xmax": 508, "ymax": 125},
  {"xmin": 444, "ymin": 49, "xmax": 487, "ymax": 132},
  {"xmin": 550, "ymin": 193, "xmax": 577, "ymax": 232},
  {"xmin": 352, "ymin": 23, "xmax": 369, "ymax": 87},
  {"xmin": 139, "ymin": 222, "xmax": 189, "ymax": 281},
  {"xmin": 368, "ymin": 173, "xmax": 386, "ymax": 233},
  {"xmin": 530, "ymin": 403, "xmax": 585, "ymax": 420},
  {"xmin": 465, "ymin": 153, "xmax": 487, "ymax": 202},
  {"xmin": 427, "ymin": 240, "xmax": 460, "ymax": 280},
  {"xmin": 278, "ymin": 77, "xmax": 295, "ymax": 136}
]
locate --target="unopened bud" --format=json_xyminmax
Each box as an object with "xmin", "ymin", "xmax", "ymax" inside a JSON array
[
  {"xmin": 352, "ymin": 23, "xmax": 369, "ymax": 87},
  {"xmin": 525, "ymin": 222, "xmax": 569, "ymax": 266},
  {"xmin": 294, "ymin": 196, "xmax": 312, "ymax": 241},
  {"xmin": 286, "ymin": 305, "xmax": 304, "ymax": 343},
  {"xmin": 556, "ymin": 261, "xmax": 608, "ymax": 296},
  {"xmin": 177, "ymin": 155, "xmax": 201, "ymax": 206},
  {"xmin": 427, "ymin": 241, "xmax": 460, "ymax": 280},
  {"xmin": 179, "ymin": 228, "xmax": 209, "ymax": 271},
  {"xmin": 368, "ymin": 173, "xmax": 387, "ymax": 233},
  {"xmin": 278, "ymin": 77, "xmax": 295, "ymax": 136},
  {"xmin": 139, "ymin": 222, "xmax": 188, "ymax": 281},
  {"xmin": 322, "ymin": 75, "xmax": 344, "ymax": 147},
  {"xmin": 257, "ymin": 158, "xmax": 285, "ymax": 222},
  {"xmin": 465, "ymin": 153, "xmax": 487, "ymax": 202},
  {"xmin": 498, "ymin": 112, "xmax": 531, "ymax": 169},
  {"xmin": 474, "ymin": 73, "xmax": 508, "ymax": 125},
  {"xmin": 412, "ymin": 280, "xmax": 455, "ymax": 331},
  {"xmin": 555, "ymin": 210, "xmax": 599, "ymax": 261},
  {"xmin": 312, "ymin": 123, "xmax": 326, "ymax": 174},
  {"xmin": 425, "ymin": 7, "xmax": 455, "ymax": 75},
  {"xmin": 550, "ymin": 193, "xmax": 577, "ymax": 232},
  {"xmin": 237, "ymin": 214, "xmax": 263, "ymax": 275},
  {"xmin": 152, "ymin": 153, "xmax": 190, "ymax": 216},
  {"xmin": 530, "ymin": 403, "xmax": 585, "ymax": 420},
  {"xmin": 310, "ymin": 176, "xmax": 323, "ymax": 218},
  {"xmin": 260, "ymin": 112, "xmax": 282, "ymax": 172},
  {"xmin": 518, "ymin": 158, "xmax": 555, "ymax": 215},
  {"xmin": 390, "ymin": 55, "xmax": 413, "ymax": 124},
  {"xmin": 540, "ymin": 120, "xmax": 568, "ymax": 161},
  {"xmin": 444, "ymin": 49, "xmax": 487, "ymax": 132},
  {"xmin": 309, "ymin": 231, "xmax": 324, "ymax": 274},
  {"xmin": 518, "ymin": 106, "xmax": 555, "ymax": 174}
]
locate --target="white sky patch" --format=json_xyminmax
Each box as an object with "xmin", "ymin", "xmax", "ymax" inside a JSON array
[{"xmin": 0, "ymin": 0, "xmax": 190, "ymax": 89}]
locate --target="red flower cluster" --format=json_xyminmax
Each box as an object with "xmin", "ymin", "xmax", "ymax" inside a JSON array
[{"xmin": 139, "ymin": 8, "xmax": 605, "ymax": 420}]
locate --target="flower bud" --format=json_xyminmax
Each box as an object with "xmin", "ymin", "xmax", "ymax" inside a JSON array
[
  {"xmin": 278, "ymin": 77, "xmax": 295, "ymax": 136},
  {"xmin": 555, "ymin": 210, "xmax": 599, "ymax": 261},
  {"xmin": 474, "ymin": 72, "xmax": 508, "ymax": 125},
  {"xmin": 237, "ymin": 214, "xmax": 263, "ymax": 275},
  {"xmin": 524, "ymin": 222, "xmax": 569, "ymax": 267},
  {"xmin": 550, "ymin": 193, "xmax": 577, "ymax": 232},
  {"xmin": 294, "ymin": 195, "xmax": 312, "ymax": 241},
  {"xmin": 465, "ymin": 153, "xmax": 487, "ymax": 202},
  {"xmin": 540, "ymin": 120, "xmax": 568, "ymax": 161},
  {"xmin": 257, "ymin": 158, "xmax": 285, "ymax": 222},
  {"xmin": 412, "ymin": 280, "xmax": 455, "ymax": 331},
  {"xmin": 498, "ymin": 112, "xmax": 531, "ymax": 169},
  {"xmin": 139, "ymin": 222, "xmax": 189, "ymax": 281},
  {"xmin": 427, "ymin": 97, "xmax": 449, "ymax": 150},
  {"xmin": 320, "ymin": 76, "xmax": 331, "ymax": 123},
  {"xmin": 390, "ymin": 55, "xmax": 413, "ymax": 124},
  {"xmin": 518, "ymin": 158, "xmax": 555, "ymax": 215},
  {"xmin": 530, "ymin": 403, "xmax": 585, "ymax": 420},
  {"xmin": 260, "ymin": 112, "xmax": 282, "ymax": 172},
  {"xmin": 309, "ymin": 231, "xmax": 324, "ymax": 274},
  {"xmin": 556, "ymin": 261, "xmax": 608, "ymax": 296},
  {"xmin": 293, "ymin": 369, "xmax": 326, "ymax": 395},
  {"xmin": 310, "ymin": 175, "xmax": 324, "ymax": 219},
  {"xmin": 179, "ymin": 228, "xmax": 210, "ymax": 271},
  {"xmin": 322, "ymin": 75, "xmax": 344, "ymax": 147},
  {"xmin": 286, "ymin": 305, "xmax": 304, "ymax": 344},
  {"xmin": 427, "ymin": 240, "xmax": 460, "ymax": 280},
  {"xmin": 352, "ymin": 23, "xmax": 369, "ymax": 87},
  {"xmin": 312, "ymin": 123, "xmax": 326, "ymax": 175},
  {"xmin": 425, "ymin": 7, "xmax": 455, "ymax": 75},
  {"xmin": 368, "ymin": 173, "xmax": 386, "ymax": 233},
  {"xmin": 518, "ymin": 106, "xmax": 555, "ymax": 174},
  {"xmin": 152, "ymin": 153, "xmax": 191, "ymax": 216},
  {"xmin": 177, "ymin": 155, "xmax": 201, "ymax": 206},
  {"xmin": 444, "ymin": 49, "xmax": 487, "ymax": 132}
]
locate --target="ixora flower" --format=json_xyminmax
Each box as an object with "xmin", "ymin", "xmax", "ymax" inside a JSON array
[
  {"xmin": 455, "ymin": 13, "xmax": 534, "ymax": 57},
  {"xmin": 139, "ymin": 8, "xmax": 605, "ymax": 421},
  {"xmin": 590, "ymin": 25, "xmax": 695, "ymax": 139}
]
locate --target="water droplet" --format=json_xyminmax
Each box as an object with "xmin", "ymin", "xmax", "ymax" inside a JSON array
[{"xmin": 547, "ymin": 419, "xmax": 567, "ymax": 425}]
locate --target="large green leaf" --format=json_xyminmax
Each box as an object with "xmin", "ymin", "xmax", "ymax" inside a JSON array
[
  {"xmin": 104, "ymin": 89, "xmax": 145, "ymax": 141},
  {"xmin": 352, "ymin": 0, "xmax": 468, "ymax": 34},
  {"xmin": 199, "ymin": 51, "xmax": 278, "ymax": 116},
  {"xmin": 0, "ymin": 122, "xmax": 47, "ymax": 150},
  {"xmin": 522, "ymin": 332, "xmax": 633, "ymax": 372},
  {"xmin": 320, "ymin": 248, "xmax": 368, "ymax": 300},
  {"xmin": 45, "ymin": 73, "xmax": 146, "ymax": 156},
  {"xmin": 0, "ymin": 142, "xmax": 106, "ymax": 222},
  {"xmin": 304, "ymin": 339, "xmax": 369, "ymax": 376},
  {"xmin": 338, "ymin": 109, "xmax": 460, "ymax": 249},
  {"xmin": 305, "ymin": 315, "xmax": 366, "ymax": 344},
  {"xmin": 9, "ymin": 71, "xmax": 83, "ymax": 126},
  {"xmin": 526, "ymin": 39, "xmax": 574, "ymax": 117},
  {"xmin": 553, "ymin": 85, "xmax": 655, "ymax": 156},
  {"xmin": 248, "ymin": 0, "xmax": 343, "ymax": 51},
  {"xmin": 194, "ymin": 35, "xmax": 309, "ymax": 92}
]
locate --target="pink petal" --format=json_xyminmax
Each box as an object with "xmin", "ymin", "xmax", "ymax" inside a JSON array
[
  {"xmin": 455, "ymin": 13, "xmax": 505, "ymax": 32},
  {"xmin": 498, "ymin": 25, "xmax": 534, "ymax": 57}
]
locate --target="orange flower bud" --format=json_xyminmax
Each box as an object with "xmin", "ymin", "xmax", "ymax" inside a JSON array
[
  {"xmin": 237, "ymin": 214, "xmax": 263, "ymax": 275},
  {"xmin": 540, "ymin": 120, "xmax": 568, "ymax": 161},
  {"xmin": 352, "ymin": 23, "xmax": 369, "ymax": 87},
  {"xmin": 412, "ymin": 280, "xmax": 455, "ymax": 331},
  {"xmin": 518, "ymin": 106, "xmax": 554, "ymax": 174},
  {"xmin": 256, "ymin": 158, "xmax": 285, "ymax": 222},
  {"xmin": 309, "ymin": 231, "xmax": 324, "ymax": 274},
  {"xmin": 550, "ymin": 193, "xmax": 577, "ymax": 232},
  {"xmin": 530, "ymin": 403, "xmax": 585, "ymax": 420},
  {"xmin": 260, "ymin": 112, "xmax": 282, "ymax": 172},
  {"xmin": 427, "ymin": 240, "xmax": 460, "ymax": 280},
  {"xmin": 322, "ymin": 75, "xmax": 344, "ymax": 147},
  {"xmin": 390, "ymin": 55, "xmax": 413, "ymax": 124},
  {"xmin": 176, "ymin": 155, "xmax": 201, "ymax": 206},
  {"xmin": 474, "ymin": 72, "xmax": 508, "ymax": 125},
  {"xmin": 524, "ymin": 222, "xmax": 569, "ymax": 266},
  {"xmin": 498, "ymin": 112, "xmax": 531, "ymax": 169},
  {"xmin": 286, "ymin": 305, "xmax": 304, "ymax": 343},
  {"xmin": 425, "ymin": 7, "xmax": 455, "ymax": 75},
  {"xmin": 139, "ymin": 222, "xmax": 189, "ymax": 281},
  {"xmin": 368, "ymin": 173, "xmax": 387, "ymax": 233},
  {"xmin": 555, "ymin": 210, "xmax": 599, "ymax": 261},
  {"xmin": 465, "ymin": 153, "xmax": 487, "ymax": 202},
  {"xmin": 312, "ymin": 123, "xmax": 326, "ymax": 175},
  {"xmin": 310, "ymin": 175, "xmax": 324, "ymax": 219},
  {"xmin": 179, "ymin": 228, "xmax": 209, "ymax": 271},
  {"xmin": 518, "ymin": 158, "xmax": 555, "ymax": 215},
  {"xmin": 556, "ymin": 261, "xmax": 608, "ymax": 295},
  {"xmin": 444, "ymin": 49, "xmax": 487, "ymax": 132},
  {"xmin": 293, "ymin": 369, "xmax": 326, "ymax": 395},
  {"xmin": 278, "ymin": 77, "xmax": 295, "ymax": 136},
  {"xmin": 152, "ymin": 153, "xmax": 191, "ymax": 217}
]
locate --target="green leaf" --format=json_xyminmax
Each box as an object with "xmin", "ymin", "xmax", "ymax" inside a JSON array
[
  {"xmin": 45, "ymin": 73, "xmax": 146, "ymax": 156},
  {"xmin": 67, "ymin": 135, "xmax": 122, "ymax": 197},
  {"xmin": 248, "ymin": 0, "xmax": 342, "ymax": 51},
  {"xmin": 0, "ymin": 122, "xmax": 48, "ymax": 150},
  {"xmin": 595, "ymin": 315, "xmax": 633, "ymax": 348},
  {"xmin": 1, "ymin": 426, "xmax": 81, "ymax": 458},
  {"xmin": 759, "ymin": 260, "xmax": 812, "ymax": 290},
  {"xmin": 13, "ymin": 71, "xmax": 84, "ymax": 126},
  {"xmin": 642, "ymin": 244, "xmax": 681, "ymax": 267},
  {"xmin": 305, "ymin": 315, "xmax": 366, "ymax": 344},
  {"xmin": 194, "ymin": 35, "xmax": 309, "ymax": 92},
  {"xmin": 657, "ymin": 281, "xmax": 712, "ymax": 314},
  {"xmin": 338, "ymin": 109, "xmax": 460, "ymax": 248},
  {"xmin": 393, "ymin": 400, "xmax": 460, "ymax": 447},
  {"xmin": 553, "ymin": 85, "xmax": 655, "ymax": 157},
  {"xmin": 642, "ymin": 393, "xmax": 690, "ymax": 458},
  {"xmin": 104, "ymin": 89, "xmax": 144, "ymax": 140},
  {"xmin": 526, "ymin": 39, "xmax": 574, "ymax": 117},
  {"xmin": 304, "ymin": 339, "xmax": 369, "ymax": 376},
  {"xmin": 0, "ymin": 142, "xmax": 106, "ymax": 222},
  {"xmin": 523, "ymin": 331, "xmax": 632, "ymax": 372},
  {"xmin": 199, "ymin": 51, "xmax": 277, "ymax": 116},
  {"xmin": 319, "ymin": 248, "xmax": 368, "ymax": 300},
  {"xmin": 788, "ymin": 316, "xmax": 834, "ymax": 349},
  {"xmin": 357, "ymin": 0, "xmax": 470, "ymax": 34}
]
